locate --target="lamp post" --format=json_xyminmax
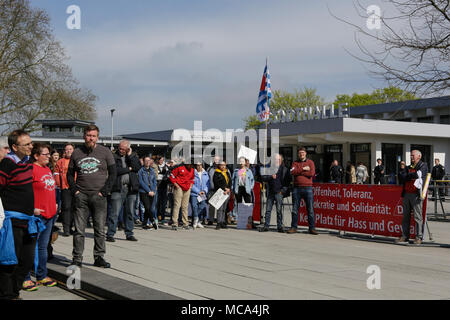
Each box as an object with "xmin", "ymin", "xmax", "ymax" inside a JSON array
[{"xmin": 110, "ymin": 108, "xmax": 116, "ymax": 151}]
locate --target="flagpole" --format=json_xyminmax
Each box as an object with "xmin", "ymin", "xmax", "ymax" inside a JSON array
[{"xmin": 262, "ymin": 57, "xmax": 270, "ymax": 227}]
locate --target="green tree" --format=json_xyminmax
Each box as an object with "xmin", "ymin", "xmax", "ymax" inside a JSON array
[
  {"xmin": 244, "ymin": 87, "xmax": 325, "ymax": 130},
  {"xmin": 0, "ymin": 0, "xmax": 97, "ymax": 134},
  {"xmin": 334, "ymin": 86, "xmax": 417, "ymax": 107}
]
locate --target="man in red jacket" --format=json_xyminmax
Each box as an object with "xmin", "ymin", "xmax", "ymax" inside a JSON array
[
  {"xmin": 288, "ymin": 147, "xmax": 318, "ymax": 235},
  {"xmin": 169, "ymin": 161, "xmax": 195, "ymax": 230}
]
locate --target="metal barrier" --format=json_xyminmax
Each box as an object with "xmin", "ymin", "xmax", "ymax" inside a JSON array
[{"xmin": 429, "ymin": 179, "xmax": 449, "ymax": 219}]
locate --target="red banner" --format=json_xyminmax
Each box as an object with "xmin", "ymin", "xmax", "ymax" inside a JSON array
[
  {"xmin": 297, "ymin": 183, "xmax": 427, "ymax": 238},
  {"xmin": 227, "ymin": 183, "xmax": 261, "ymax": 221},
  {"xmin": 252, "ymin": 182, "xmax": 261, "ymax": 221}
]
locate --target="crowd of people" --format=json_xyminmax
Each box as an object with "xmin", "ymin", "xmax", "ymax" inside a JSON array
[{"xmin": 0, "ymin": 124, "xmax": 438, "ymax": 300}]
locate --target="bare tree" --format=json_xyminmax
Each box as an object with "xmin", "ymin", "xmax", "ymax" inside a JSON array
[
  {"xmin": 0, "ymin": 0, "xmax": 96, "ymax": 134},
  {"xmin": 330, "ymin": 0, "xmax": 450, "ymax": 96}
]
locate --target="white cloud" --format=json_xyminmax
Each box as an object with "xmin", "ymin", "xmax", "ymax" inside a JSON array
[{"xmin": 56, "ymin": 0, "xmax": 387, "ymax": 135}]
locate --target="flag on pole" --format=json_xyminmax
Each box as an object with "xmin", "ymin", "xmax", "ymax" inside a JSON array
[{"xmin": 256, "ymin": 60, "xmax": 272, "ymax": 122}]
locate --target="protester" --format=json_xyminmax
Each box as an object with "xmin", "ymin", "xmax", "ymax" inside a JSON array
[
  {"xmin": 0, "ymin": 137, "xmax": 7, "ymax": 231},
  {"xmin": 0, "ymin": 130, "xmax": 43, "ymax": 300},
  {"xmin": 431, "ymin": 158, "xmax": 445, "ymax": 199},
  {"xmin": 329, "ymin": 160, "xmax": 343, "ymax": 183},
  {"xmin": 398, "ymin": 161, "xmax": 407, "ymax": 185},
  {"xmin": 396, "ymin": 150, "xmax": 428, "ymax": 245},
  {"xmin": 345, "ymin": 161, "xmax": 356, "ymax": 184},
  {"xmin": 156, "ymin": 156, "xmax": 170, "ymax": 224},
  {"xmin": 288, "ymin": 147, "xmax": 318, "ymax": 235},
  {"xmin": 49, "ymin": 149, "xmax": 61, "ymax": 218},
  {"xmin": 134, "ymin": 156, "xmax": 146, "ymax": 224},
  {"xmin": 232, "ymin": 157, "xmax": 255, "ymax": 204},
  {"xmin": 374, "ymin": 158, "xmax": 385, "ymax": 184},
  {"xmin": 49, "ymin": 150, "xmax": 60, "ymax": 172},
  {"xmin": 213, "ymin": 160, "xmax": 232, "ymax": 230},
  {"xmin": 260, "ymin": 154, "xmax": 291, "ymax": 233},
  {"xmin": 67, "ymin": 124, "xmax": 116, "ymax": 268},
  {"xmin": 23, "ymin": 143, "xmax": 58, "ymax": 290},
  {"xmin": 166, "ymin": 159, "xmax": 176, "ymax": 225},
  {"xmin": 106, "ymin": 140, "xmax": 140, "ymax": 242},
  {"xmin": 138, "ymin": 156, "xmax": 158, "ymax": 230},
  {"xmin": 169, "ymin": 160, "xmax": 195, "ymax": 230},
  {"xmin": 54, "ymin": 144, "xmax": 75, "ymax": 237},
  {"xmin": 207, "ymin": 156, "xmax": 221, "ymax": 225},
  {"xmin": 190, "ymin": 162, "xmax": 210, "ymax": 229},
  {"xmin": 356, "ymin": 162, "xmax": 369, "ymax": 184}
]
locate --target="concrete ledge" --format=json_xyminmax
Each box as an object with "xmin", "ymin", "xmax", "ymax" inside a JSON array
[{"xmin": 47, "ymin": 256, "xmax": 183, "ymax": 300}]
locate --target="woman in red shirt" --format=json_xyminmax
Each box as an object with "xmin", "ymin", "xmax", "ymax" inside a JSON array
[{"xmin": 22, "ymin": 143, "xmax": 58, "ymax": 291}]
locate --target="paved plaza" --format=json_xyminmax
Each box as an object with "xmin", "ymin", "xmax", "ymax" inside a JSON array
[{"xmin": 21, "ymin": 198, "xmax": 448, "ymax": 300}]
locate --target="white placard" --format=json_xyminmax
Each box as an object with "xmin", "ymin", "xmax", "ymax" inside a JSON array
[
  {"xmin": 208, "ymin": 188, "xmax": 230, "ymax": 210},
  {"xmin": 197, "ymin": 194, "xmax": 207, "ymax": 203},
  {"xmin": 237, "ymin": 145, "xmax": 257, "ymax": 164}
]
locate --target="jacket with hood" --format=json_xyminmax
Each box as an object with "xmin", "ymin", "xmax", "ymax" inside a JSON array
[
  {"xmin": 191, "ymin": 169, "xmax": 210, "ymax": 197},
  {"xmin": 169, "ymin": 164, "xmax": 195, "ymax": 191}
]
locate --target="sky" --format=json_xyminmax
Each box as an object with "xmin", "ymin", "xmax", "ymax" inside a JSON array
[{"xmin": 31, "ymin": 0, "xmax": 389, "ymax": 136}]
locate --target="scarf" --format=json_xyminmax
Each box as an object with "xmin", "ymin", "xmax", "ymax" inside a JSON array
[{"xmin": 216, "ymin": 168, "xmax": 229, "ymax": 185}]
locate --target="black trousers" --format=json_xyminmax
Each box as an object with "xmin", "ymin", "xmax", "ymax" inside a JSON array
[
  {"xmin": 0, "ymin": 226, "xmax": 37, "ymax": 300},
  {"xmin": 374, "ymin": 176, "xmax": 384, "ymax": 184},
  {"xmin": 235, "ymin": 186, "xmax": 252, "ymax": 203},
  {"xmin": 140, "ymin": 192, "xmax": 156, "ymax": 224},
  {"xmin": 61, "ymin": 189, "xmax": 74, "ymax": 233}
]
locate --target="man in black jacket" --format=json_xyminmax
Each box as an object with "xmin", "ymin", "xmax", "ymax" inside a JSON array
[
  {"xmin": 260, "ymin": 154, "xmax": 291, "ymax": 233},
  {"xmin": 431, "ymin": 158, "xmax": 445, "ymax": 199},
  {"xmin": 374, "ymin": 159, "xmax": 385, "ymax": 185},
  {"xmin": 329, "ymin": 160, "xmax": 343, "ymax": 184},
  {"xmin": 106, "ymin": 140, "xmax": 141, "ymax": 242}
]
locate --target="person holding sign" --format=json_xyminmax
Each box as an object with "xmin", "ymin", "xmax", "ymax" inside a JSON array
[
  {"xmin": 213, "ymin": 161, "xmax": 232, "ymax": 230},
  {"xmin": 396, "ymin": 150, "xmax": 428, "ymax": 245},
  {"xmin": 288, "ymin": 147, "xmax": 318, "ymax": 235}
]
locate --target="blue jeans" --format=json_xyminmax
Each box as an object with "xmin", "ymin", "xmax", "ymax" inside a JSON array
[
  {"xmin": 134, "ymin": 193, "xmax": 145, "ymax": 222},
  {"xmin": 25, "ymin": 215, "xmax": 56, "ymax": 281},
  {"xmin": 107, "ymin": 188, "xmax": 137, "ymax": 237},
  {"xmin": 190, "ymin": 196, "xmax": 207, "ymax": 221},
  {"xmin": 265, "ymin": 192, "xmax": 284, "ymax": 229},
  {"xmin": 291, "ymin": 186, "xmax": 315, "ymax": 230},
  {"xmin": 55, "ymin": 188, "xmax": 61, "ymax": 215}
]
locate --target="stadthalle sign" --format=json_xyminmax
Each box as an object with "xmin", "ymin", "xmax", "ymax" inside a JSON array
[{"xmin": 267, "ymin": 103, "xmax": 350, "ymax": 124}]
